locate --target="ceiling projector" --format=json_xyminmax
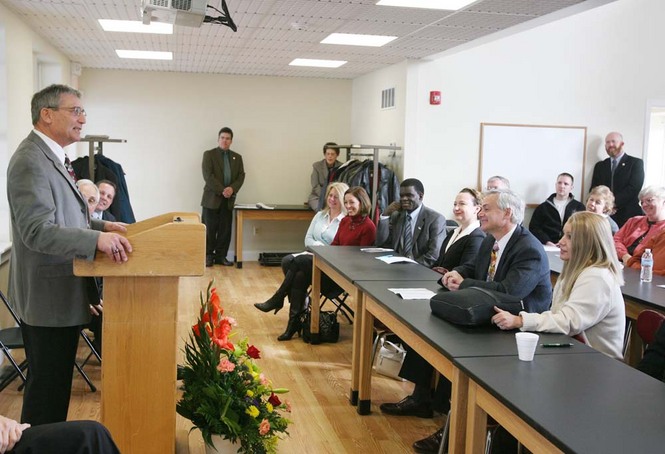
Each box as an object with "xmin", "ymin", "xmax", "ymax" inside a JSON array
[{"xmin": 142, "ymin": 0, "xmax": 207, "ymax": 28}]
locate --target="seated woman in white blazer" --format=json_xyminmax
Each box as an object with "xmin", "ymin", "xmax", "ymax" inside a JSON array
[{"xmin": 492, "ymin": 211, "xmax": 625, "ymax": 359}]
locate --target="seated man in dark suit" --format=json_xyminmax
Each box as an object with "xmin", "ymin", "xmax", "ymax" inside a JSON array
[
  {"xmin": 443, "ymin": 188, "xmax": 552, "ymax": 313},
  {"xmin": 382, "ymin": 189, "xmax": 552, "ymax": 454},
  {"xmin": 0, "ymin": 415, "xmax": 120, "ymax": 453},
  {"xmin": 376, "ymin": 178, "xmax": 446, "ymax": 267},
  {"xmin": 91, "ymin": 179, "xmax": 117, "ymax": 222}
]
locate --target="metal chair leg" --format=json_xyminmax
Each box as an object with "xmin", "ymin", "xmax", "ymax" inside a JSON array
[
  {"xmin": 438, "ymin": 410, "xmax": 451, "ymax": 454},
  {"xmin": 74, "ymin": 362, "xmax": 97, "ymax": 392}
]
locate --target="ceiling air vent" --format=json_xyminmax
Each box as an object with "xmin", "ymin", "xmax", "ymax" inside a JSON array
[{"xmin": 381, "ymin": 87, "xmax": 395, "ymax": 110}]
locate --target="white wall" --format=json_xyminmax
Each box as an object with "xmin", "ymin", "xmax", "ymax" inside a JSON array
[
  {"xmin": 353, "ymin": 0, "xmax": 663, "ymax": 220},
  {"xmin": 0, "ymin": 1, "xmax": 71, "ymax": 318},
  {"xmin": 351, "ymin": 60, "xmax": 407, "ymax": 179},
  {"xmin": 79, "ymin": 70, "xmax": 352, "ymax": 257}
]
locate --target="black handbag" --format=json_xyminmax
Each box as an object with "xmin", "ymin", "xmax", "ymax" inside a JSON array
[
  {"xmin": 429, "ymin": 286, "xmax": 524, "ymax": 326},
  {"xmin": 302, "ymin": 308, "xmax": 340, "ymax": 344}
]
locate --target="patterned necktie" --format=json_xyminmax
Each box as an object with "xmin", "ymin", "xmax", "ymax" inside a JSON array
[
  {"xmin": 402, "ymin": 213, "xmax": 413, "ymax": 258},
  {"xmin": 610, "ymin": 158, "xmax": 617, "ymax": 190},
  {"xmin": 487, "ymin": 241, "xmax": 499, "ymax": 281},
  {"xmin": 64, "ymin": 156, "xmax": 77, "ymax": 182}
]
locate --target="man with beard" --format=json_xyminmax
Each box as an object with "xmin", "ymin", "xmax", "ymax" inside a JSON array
[
  {"xmin": 376, "ymin": 178, "xmax": 445, "ymax": 267},
  {"xmin": 591, "ymin": 132, "xmax": 644, "ymax": 227}
]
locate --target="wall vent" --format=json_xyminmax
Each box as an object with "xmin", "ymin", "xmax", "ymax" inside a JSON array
[{"xmin": 381, "ymin": 87, "xmax": 395, "ymax": 109}]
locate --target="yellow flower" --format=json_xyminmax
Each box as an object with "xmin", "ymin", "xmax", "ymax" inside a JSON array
[
  {"xmin": 246, "ymin": 390, "xmax": 254, "ymax": 398},
  {"xmin": 246, "ymin": 405, "xmax": 260, "ymax": 418},
  {"xmin": 266, "ymin": 403, "xmax": 273, "ymax": 413}
]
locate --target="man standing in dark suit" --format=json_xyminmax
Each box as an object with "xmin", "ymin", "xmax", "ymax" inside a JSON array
[
  {"xmin": 591, "ymin": 132, "xmax": 644, "ymax": 227},
  {"xmin": 201, "ymin": 127, "xmax": 245, "ymax": 267},
  {"xmin": 7, "ymin": 84, "xmax": 132, "ymax": 425},
  {"xmin": 376, "ymin": 178, "xmax": 446, "ymax": 267}
]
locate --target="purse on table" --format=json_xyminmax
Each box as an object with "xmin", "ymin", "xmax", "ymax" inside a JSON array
[{"xmin": 429, "ymin": 286, "xmax": 524, "ymax": 326}]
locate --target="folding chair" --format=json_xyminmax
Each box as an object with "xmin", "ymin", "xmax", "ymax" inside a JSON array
[
  {"xmin": 319, "ymin": 290, "xmax": 354, "ymax": 324},
  {"xmin": 637, "ymin": 310, "xmax": 665, "ymax": 349},
  {"xmin": 0, "ymin": 290, "xmax": 97, "ymax": 393},
  {"xmin": 0, "ymin": 291, "xmax": 28, "ymax": 392},
  {"xmin": 79, "ymin": 329, "xmax": 101, "ymax": 369}
]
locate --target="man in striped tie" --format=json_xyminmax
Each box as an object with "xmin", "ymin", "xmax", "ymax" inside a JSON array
[
  {"xmin": 442, "ymin": 189, "xmax": 551, "ymax": 313},
  {"xmin": 375, "ymin": 178, "xmax": 446, "ymax": 267}
]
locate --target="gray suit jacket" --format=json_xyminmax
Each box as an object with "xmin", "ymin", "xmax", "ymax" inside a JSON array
[
  {"xmin": 7, "ymin": 131, "xmax": 103, "ymax": 327},
  {"xmin": 308, "ymin": 158, "xmax": 341, "ymax": 211},
  {"xmin": 377, "ymin": 205, "xmax": 446, "ymax": 267},
  {"xmin": 201, "ymin": 147, "xmax": 245, "ymax": 210}
]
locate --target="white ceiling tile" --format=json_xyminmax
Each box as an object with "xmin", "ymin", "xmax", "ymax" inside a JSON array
[{"xmin": 0, "ymin": 0, "xmax": 595, "ymax": 79}]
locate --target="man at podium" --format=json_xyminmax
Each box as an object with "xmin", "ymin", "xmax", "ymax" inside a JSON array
[{"xmin": 6, "ymin": 84, "xmax": 132, "ymax": 426}]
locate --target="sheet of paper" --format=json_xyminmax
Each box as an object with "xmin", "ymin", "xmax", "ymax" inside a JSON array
[
  {"xmin": 543, "ymin": 245, "xmax": 560, "ymax": 252},
  {"xmin": 388, "ymin": 288, "xmax": 437, "ymax": 299},
  {"xmin": 256, "ymin": 202, "xmax": 275, "ymax": 210},
  {"xmin": 376, "ymin": 255, "xmax": 417, "ymax": 264},
  {"xmin": 292, "ymin": 251, "xmax": 312, "ymax": 257},
  {"xmin": 360, "ymin": 247, "xmax": 394, "ymax": 253},
  {"xmin": 234, "ymin": 204, "xmax": 259, "ymax": 209}
]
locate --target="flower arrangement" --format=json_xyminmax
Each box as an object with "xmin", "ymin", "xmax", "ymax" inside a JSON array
[{"xmin": 177, "ymin": 281, "xmax": 291, "ymax": 453}]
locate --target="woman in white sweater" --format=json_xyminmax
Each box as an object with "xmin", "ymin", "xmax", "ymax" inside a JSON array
[{"xmin": 492, "ymin": 211, "xmax": 625, "ymax": 359}]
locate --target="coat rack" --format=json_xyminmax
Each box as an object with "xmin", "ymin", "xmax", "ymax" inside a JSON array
[
  {"xmin": 79, "ymin": 135, "xmax": 127, "ymax": 178},
  {"xmin": 333, "ymin": 144, "xmax": 401, "ymax": 221}
]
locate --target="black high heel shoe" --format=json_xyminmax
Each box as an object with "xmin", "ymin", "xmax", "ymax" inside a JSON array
[
  {"xmin": 254, "ymin": 295, "xmax": 284, "ymax": 314},
  {"xmin": 277, "ymin": 318, "xmax": 302, "ymax": 341}
]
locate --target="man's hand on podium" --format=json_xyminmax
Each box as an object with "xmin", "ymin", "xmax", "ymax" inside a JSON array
[{"xmin": 97, "ymin": 223, "xmax": 132, "ymax": 263}]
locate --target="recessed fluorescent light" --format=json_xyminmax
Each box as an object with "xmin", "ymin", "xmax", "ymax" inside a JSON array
[
  {"xmin": 289, "ymin": 58, "xmax": 347, "ymax": 68},
  {"xmin": 99, "ymin": 19, "xmax": 173, "ymax": 34},
  {"xmin": 116, "ymin": 50, "xmax": 173, "ymax": 60},
  {"xmin": 321, "ymin": 33, "xmax": 397, "ymax": 47},
  {"xmin": 376, "ymin": 0, "xmax": 476, "ymax": 10}
]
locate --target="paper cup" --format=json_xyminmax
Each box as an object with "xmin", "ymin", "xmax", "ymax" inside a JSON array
[{"xmin": 515, "ymin": 332, "xmax": 539, "ymax": 361}]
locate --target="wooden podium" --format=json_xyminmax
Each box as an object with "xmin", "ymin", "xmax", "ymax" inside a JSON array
[{"xmin": 74, "ymin": 212, "xmax": 205, "ymax": 453}]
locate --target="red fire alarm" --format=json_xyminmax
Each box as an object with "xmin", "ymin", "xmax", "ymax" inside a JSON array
[{"xmin": 429, "ymin": 91, "xmax": 441, "ymax": 105}]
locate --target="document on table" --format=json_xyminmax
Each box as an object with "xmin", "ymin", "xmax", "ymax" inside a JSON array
[
  {"xmin": 376, "ymin": 255, "xmax": 417, "ymax": 264},
  {"xmin": 543, "ymin": 245, "xmax": 560, "ymax": 252},
  {"xmin": 360, "ymin": 247, "xmax": 394, "ymax": 253},
  {"xmin": 389, "ymin": 288, "xmax": 437, "ymax": 300},
  {"xmin": 234, "ymin": 203, "xmax": 275, "ymax": 209}
]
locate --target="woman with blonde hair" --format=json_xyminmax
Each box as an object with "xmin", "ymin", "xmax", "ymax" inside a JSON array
[
  {"xmin": 492, "ymin": 211, "xmax": 625, "ymax": 359},
  {"xmin": 586, "ymin": 185, "xmax": 619, "ymax": 234},
  {"xmin": 255, "ymin": 182, "xmax": 349, "ymax": 340}
]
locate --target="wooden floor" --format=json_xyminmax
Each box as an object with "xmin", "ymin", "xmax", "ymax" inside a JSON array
[{"xmin": 0, "ymin": 263, "xmax": 443, "ymax": 453}]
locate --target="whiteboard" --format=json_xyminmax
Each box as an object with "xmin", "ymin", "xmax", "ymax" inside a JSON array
[{"xmin": 479, "ymin": 123, "xmax": 587, "ymax": 206}]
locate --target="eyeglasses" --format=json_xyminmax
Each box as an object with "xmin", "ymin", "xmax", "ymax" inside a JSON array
[
  {"xmin": 640, "ymin": 197, "xmax": 660, "ymax": 206},
  {"xmin": 49, "ymin": 106, "xmax": 87, "ymax": 117}
]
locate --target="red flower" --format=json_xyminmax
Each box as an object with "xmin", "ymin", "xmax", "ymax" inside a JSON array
[
  {"xmin": 209, "ymin": 288, "xmax": 223, "ymax": 321},
  {"xmin": 246, "ymin": 345, "xmax": 261, "ymax": 359},
  {"xmin": 268, "ymin": 393, "xmax": 281, "ymax": 407},
  {"xmin": 211, "ymin": 318, "xmax": 234, "ymax": 350}
]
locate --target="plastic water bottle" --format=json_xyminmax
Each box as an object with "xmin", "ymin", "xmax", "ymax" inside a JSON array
[{"xmin": 641, "ymin": 248, "xmax": 653, "ymax": 283}]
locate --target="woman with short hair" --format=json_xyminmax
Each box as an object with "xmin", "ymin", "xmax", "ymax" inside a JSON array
[
  {"xmin": 614, "ymin": 185, "xmax": 665, "ymax": 266},
  {"xmin": 255, "ymin": 182, "xmax": 349, "ymax": 340},
  {"xmin": 308, "ymin": 142, "xmax": 342, "ymax": 211},
  {"xmin": 586, "ymin": 185, "xmax": 619, "ymax": 234}
]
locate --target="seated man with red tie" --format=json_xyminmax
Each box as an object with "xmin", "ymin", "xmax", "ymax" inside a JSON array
[{"xmin": 381, "ymin": 189, "xmax": 552, "ymax": 454}]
